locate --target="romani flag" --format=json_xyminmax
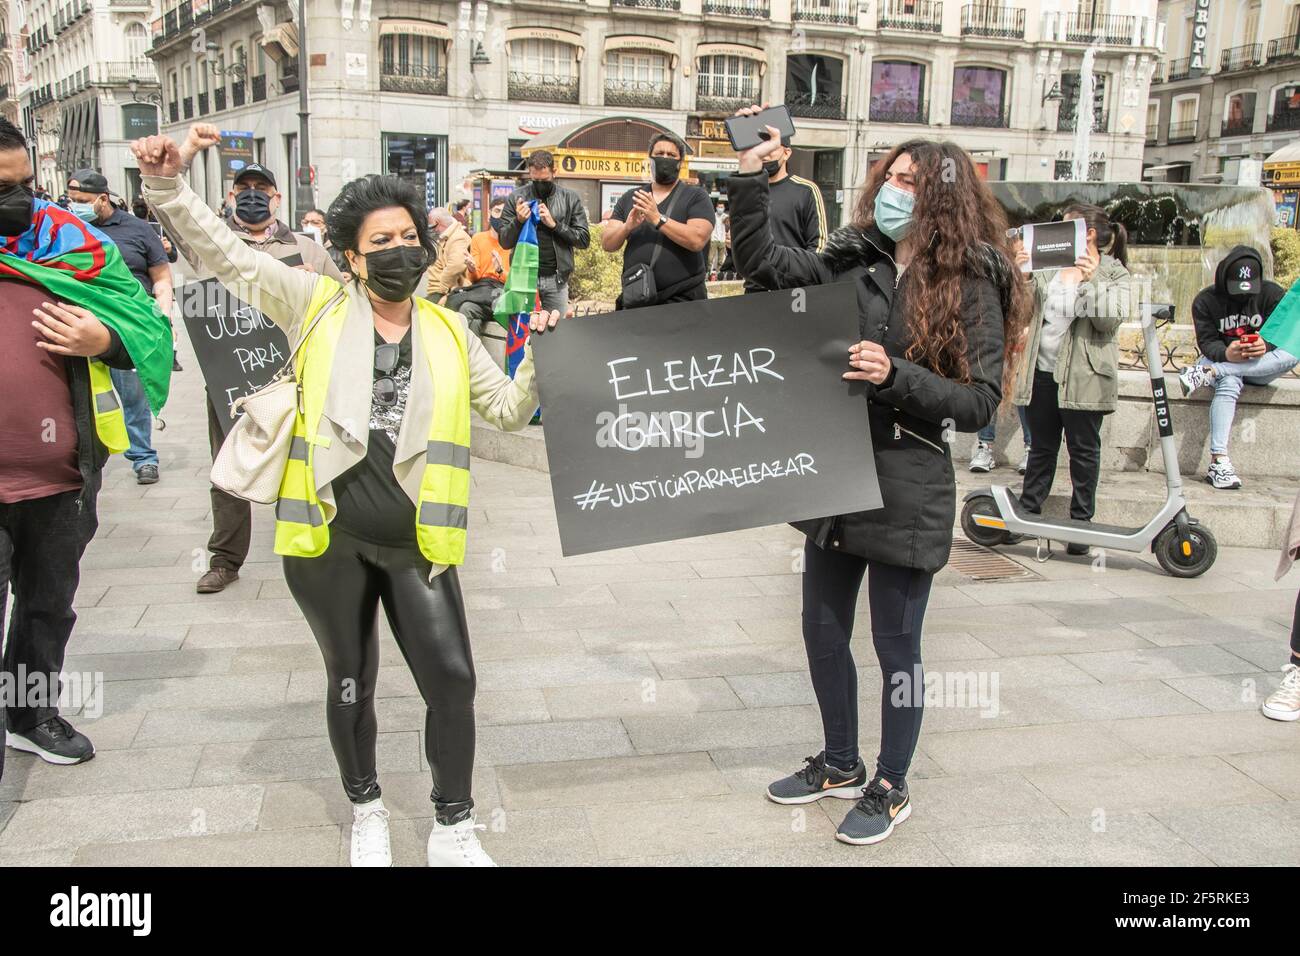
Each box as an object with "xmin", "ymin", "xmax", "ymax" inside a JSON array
[
  {"xmin": 1260, "ymin": 277, "xmax": 1300, "ymax": 359},
  {"xmin": 494, "ymin": 199, "xmax": 540, "ymax": 379},
  {"xmin": 1, "ymin": 197, "xmax": 173, "ymax": 413}
]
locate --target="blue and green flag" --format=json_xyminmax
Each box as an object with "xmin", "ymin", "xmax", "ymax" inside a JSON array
[{"xmin": 494, "ymin": 200, "xmax": 540, "ymax": 378}]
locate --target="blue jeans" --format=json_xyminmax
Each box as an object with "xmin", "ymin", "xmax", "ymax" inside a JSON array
[
  {"xmin": 109, "ymin": 368, "xmax": 158, "ymax": 471},
  {"xmin": 1198, "ymin": 349, "xmax": 1297, "ymax": 455},
  {"xmin": 977, "ymin": 405, "xmax": 1032, "ymax": 446}
]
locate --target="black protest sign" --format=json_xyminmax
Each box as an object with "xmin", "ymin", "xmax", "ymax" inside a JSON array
[
  {"xmin": 1021, "ymin": 218, "xmax": 1085, "ymax": 272},
  {"xmin": 177, "ymin": 266, "xmax": 300, "ymax": 436},
  {"xmin": 530, "ymin": 283, "xmax": 883, "ymax": 556}
]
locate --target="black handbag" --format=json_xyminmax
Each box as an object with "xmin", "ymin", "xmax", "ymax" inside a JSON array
[
  {"xmin": 621, "ymin": 186, "xmax": 683, "ymax": 309},
  {"xmin": 446, "ymin": 277, "xmax": 503, "ymax": 313}
]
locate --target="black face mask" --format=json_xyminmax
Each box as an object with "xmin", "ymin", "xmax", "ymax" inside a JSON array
[
  {"xmin": 361, "ymin": 245, "xmax": 429, "ymax": 302},
  {"xmin": 652, "ymin": 156, "xmax": 681, "ymax": 186},
  {"xmin": 531, "ymin": 179, "xmax": 554, "ymax": 201},
  {"xmin": 0, "ymin": 183, "xmax": 34, "ymax": 237},
  {"xmin": 762, "ymin": 159, "xmax": 782, "ymax": 177},
  {"xmin": 489, "ymin": 215, "xmax": 504, "ymax": 233},
  {"xmin": 234, "ymin": 188, "xmax": 273, "ymax": 225}
]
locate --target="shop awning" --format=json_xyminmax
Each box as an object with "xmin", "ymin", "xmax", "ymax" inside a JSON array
[
  {"xmin": 260, "ymin": 22, "xmax": 299, "ymax": 61},
  {"xmin": 378, "ymin": 19, "xmax": 451, "ymax": 40}
]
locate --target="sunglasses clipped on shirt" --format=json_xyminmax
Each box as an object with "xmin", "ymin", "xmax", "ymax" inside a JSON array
[{"xmin": 373, "ymin": 342, "xmax": 401, "ymax": 407}]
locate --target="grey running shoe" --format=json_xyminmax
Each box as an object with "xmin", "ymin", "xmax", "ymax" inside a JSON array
[
  {"xmin": 836, "ymin": 776, "xmax": 910, "ymax": 845},
  {"xmin": 6, "ymin": 716, "xmax": 95, "ymax": 765},
  {"xmin": 767, "ymin": 752, "xmax": 866, "ymax": 805},
  {"xmin": 136, "ymin": 464, "xmax": 159, "ymax": 484},
  {"xmin": 968, "ymin": 441, "xmax": 994, "ymax": 473}
]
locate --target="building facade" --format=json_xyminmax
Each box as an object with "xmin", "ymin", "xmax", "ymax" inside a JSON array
[
  {"xmin": 1144, "ymin": 0, "xmax": 1299, "ymax": 207},
  {"xmin": 18, "ymin": 0, "xmax": 163, "ymax": 196},
  {"xmin": 144, "ymin": 0, "xmax": 1162, "ymax": 228}
]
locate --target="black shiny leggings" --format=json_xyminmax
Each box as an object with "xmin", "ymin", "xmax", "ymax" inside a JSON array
[
  {"xmin": 801, "ymin": 539, "xmax": 933, "ymax": 786},
  {"xmin": 283, "ymin": 528, "xmax": 475, "ymax": 824}
]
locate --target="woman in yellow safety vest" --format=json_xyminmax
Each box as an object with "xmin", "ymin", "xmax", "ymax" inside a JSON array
[{"xmin": 134, "ymin": 127, "xmax": 559, "ymax": 869}]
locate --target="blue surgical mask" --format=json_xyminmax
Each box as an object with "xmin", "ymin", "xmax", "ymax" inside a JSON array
[
  {"xmin": 873, "ymin": 181, "xmax": 915, "ymax": 242},
  {"xmin": 69, "ymin": 200, "xmax": 98, "ymax": 223}
]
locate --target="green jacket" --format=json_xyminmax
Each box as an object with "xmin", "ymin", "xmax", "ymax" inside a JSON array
[{"xmin": 1012, "ymin": 254, "xmax": 1131, "ymax": 413}]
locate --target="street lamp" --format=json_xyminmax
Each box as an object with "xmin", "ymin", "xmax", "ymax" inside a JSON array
[{"xmin": 128, "ymin": 77, "xmax": 163, "ymax": 106}]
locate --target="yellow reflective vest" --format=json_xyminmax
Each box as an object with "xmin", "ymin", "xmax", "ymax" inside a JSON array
[
  {"xmin": 87, "ymin": 358, "xmax": 129, "ymax": 455},
  {"xmin": 273, "ymin": 281, "xmax": 473, "ymax": 566}
]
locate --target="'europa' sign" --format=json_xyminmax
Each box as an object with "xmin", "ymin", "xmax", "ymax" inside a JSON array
[
  {"xmin": 531, "ymin": 283, "xmax": 883, "ymax": 556},
  {"xmin": 1189, "ymin": 0, "xmax": 1212, "ymax": 76}
]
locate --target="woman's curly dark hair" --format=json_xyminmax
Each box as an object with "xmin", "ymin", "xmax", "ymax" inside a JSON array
[
  {"xmin": 853, "ymin": 139, "xmax": 1031, "ymax": 401},
  {"xmin": 325, "ymin": 175, "xmax": 435, "ymax": 255}
]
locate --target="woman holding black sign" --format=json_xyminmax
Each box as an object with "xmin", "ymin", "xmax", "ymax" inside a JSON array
[
  {"xmin": 727, "ymin": 112, "xmax": 1030, "ymax": 847},
  {"xmin": 1013, "ymin": 204, "xmax": 1130, "ymax": 550},
  {"xmin": 134, "ymin": 125, "xmax": 561, "ymax": 869}
]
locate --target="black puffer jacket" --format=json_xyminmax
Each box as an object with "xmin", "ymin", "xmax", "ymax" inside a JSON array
[{"xmin": 727, "ymin": 171, "xmax": 1013, "ymax": 573}]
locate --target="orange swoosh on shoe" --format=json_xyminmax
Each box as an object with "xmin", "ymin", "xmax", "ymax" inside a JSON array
[{"xmin": 889, "ymin": 799, "xmax": 907, "ymax": 818}]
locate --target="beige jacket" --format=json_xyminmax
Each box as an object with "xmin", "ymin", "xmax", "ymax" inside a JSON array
[
  {"xmin": 426, "ymin": 221, "xmax": 471, "ymax": 301},
  {"xmin": 1278, "ymin": 489, "xmax": 1300, "ymax": 581},
  {"xmin": 142, "ymin": 173, "xmax": 539, "ymax": 577}
]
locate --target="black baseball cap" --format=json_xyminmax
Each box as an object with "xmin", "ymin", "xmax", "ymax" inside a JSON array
[
  {"xmin": 234, "ymin": 163, "xmax": 277, "ymax": 189},
  {"xmin": 1225, "ymin": 250, "xmax": 1262, "ymax": 296},
  {"xmin": 68, "ymin": 169, "xmax": 111, "ymax": 194}
]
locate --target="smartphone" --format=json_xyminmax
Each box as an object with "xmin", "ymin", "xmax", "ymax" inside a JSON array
[
  {"xmin": 151, "ymin": 222, "xmax": 164, "ymax": 239},
  {"xmin": 725, "ymin": 105, "xmax": 796, "ymax": 152}
]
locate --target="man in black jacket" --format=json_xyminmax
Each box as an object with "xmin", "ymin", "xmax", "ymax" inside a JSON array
[
  {"xmin": 0, "ymin": 120, "xmax": 138, "ymax": 777},
  {"xmin": 741, "ymin": 135, "xmax": 827, "ymax": 294},
  {"xmin": 1179, "ymin": 245, "xmax": 1294, "ymax": 489},
  {"xmin": 497, "ymin": 150, "xmax": 590, "ymax": 318}
]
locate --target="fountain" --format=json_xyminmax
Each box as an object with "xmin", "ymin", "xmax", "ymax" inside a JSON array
[{"xmin": 1070, "ymin": 43, "xmax": 1098, "ymax": 184}]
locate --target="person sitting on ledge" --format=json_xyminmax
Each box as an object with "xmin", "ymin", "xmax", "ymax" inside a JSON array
[{"xmin": 1178, "ymin": 246, "xmax": 1295, "ymax": 490}]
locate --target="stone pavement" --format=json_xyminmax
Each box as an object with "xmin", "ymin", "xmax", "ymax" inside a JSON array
[{"xmin": 1, "ymin": 327, "xmax": 1298, "ymax": 867}]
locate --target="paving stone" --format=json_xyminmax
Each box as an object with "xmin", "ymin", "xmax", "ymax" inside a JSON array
[
  {"xmin": 133, "ymin": 701, "xmax": 325, "ymax": 747},
  {"xmin": 183, "ymin": 619, "xmax": 319, "ymax": 649},
  {"xmin": 496, "ymin": 752, "xmax": 729, "ymax": 810},
  {"xmin": 476, "ymin": 652, "xmax": 658, "ymax": 692},
  {"xmin": 256, "ymin": 768, "xmax": 502, "ymax": 830},
  {"xmin": 902, "ymin": 772, "xmax": 1069, "ymax": 833},
  {"xmin": 476, "ymin": 719, "xmax": 635, "ymax": 765},
  {"xmin": 1063, "ymin": 644, "xmax": 1262, "ymax": 683},
  {"xmin": 72, "ymin": 825, "xmax": 343, "ymax": 866},
  {"xmin": 965, "ymin": 625, "xmax": 1153, "ymax": 658},
  {"xmin": 97, "ymin": 673, "xmax": 290, "ymax": 714},
  {"xmin": 1119, "ymin": 616, "xmax": 1290, "ymax": 647},
  {"xmin": 1163, "ymin": 672, "xmax": 1283, "ymax": 711},
  {"xmin": 6, "ymin": 746, "xmax": 202, "ymax": 800},
  {"xmin": 1101, "ymin": 710, "xmax": 1300, "ymax": 758},
  {"xmin": 931, "ymin": 812, "xmax": 1212, "ymax": 866},
  {"xmin": 1150, "ymin": 801, "xmax": 1300, "ymax": 866},
  {"xmin": 0, "ymin": 785, "xmax": 265, "ymax": 850},
  {"xmin": 63, "ymin": 648, "xmax": 235, "ymax": 681},
  {"xmin": 578, "ymin": 621, "xmax": 752, "ymax": 654},
  {"xmin": 623, "ymin": 705, "xmax": 826, "ymax": 755},
  {"xmin": 139, "ymin": 598, "xmax": 304, "ymax": 627},
  {"xmin": 543, "ymin": 678, "xmax": 742, "ymax": 720},
  {"xmin": 920, "ymin": 722, "xmax": 1140, "ymax": 774},
  {"xmin": 476, "ymin": 807, "xmax": 601, "ymax": 866},
  {"xmin": 1221, "ymin": 750, "xmax": 1300, "ymax": 800},
  {"xmin": 64, "ymin": 626, "xmax": 189, "ymax": 655},
  {"xmin": 192, "ymin": 732, "xmax": 420, "ymax": 786},
  {"xmin": 648, "ymin": 643, "xmax": 813, "ymax": 680}
]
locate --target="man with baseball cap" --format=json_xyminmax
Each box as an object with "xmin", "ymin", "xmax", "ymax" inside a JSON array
[
  {"xmin": 149, "ymin": 124, "xmax": 344, "ymax": 594},
  {"xmin": 1180, "ymin": 245, "xmax": 1296, "ymax": 489},
  {"xmin": 67, "ymin": 168, "xmax": 173, "ymax": 485},
  {"xmin": 739, "ymin": 133, "xmax": 826, "ymax": 294}
]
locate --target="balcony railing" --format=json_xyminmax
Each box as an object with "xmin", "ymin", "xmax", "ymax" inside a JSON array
[
  {"xmin": 1149, "ymin": 62, "xmax": 1165, "ymax": 83},
  {"xmin": 611, "ymin": 0, "xmax": 680, "ymax": 8},
  {"xmin": 878, "ymin": 1, "xmax": 942, "ymax": 33},
  {"xmin": 197, "ymin": 91, "xmax": 209, "ymax": 114},
  {"xmin": 1219, "ymin": 43, "xmax": 1262, "ymax": 72},
  {"xmin": 1266, "ymin": 34, "xmax": 1300, "ymax": 63},
  {"xmin": 379, "ymin": 62, "xmax": 449, "ymax": 96},
  {"xmin": 1145, "ymin": 122, "xmax": 1157, "ymax": 141},
  {"xmin": 214, "ymin": 86, "xmax": 226, "ymax": 111},
  {"xmin": 696, "ymin": 87, "xmax": 761, "ymax": 113},
  {"xmin": 280, "ymin": 64, "xmax": 299, "ymax": 94},
  {"xmin": 1220, "ymin": 117, "xmax": 1253, "ymax": 137},
  {"xmin": 1166, "ymin": 57, "xmax": 1192, "ymax": 81},
  {"xmin": 97, "ymin": 59, "xmax": 159, "ymax": 84},
  {"xmin": 792, "ymin": 0, "xmax": 856, "ymax": 25},
  {"xmin": 960, "ymin": 4, "xmax": 1025, "ymax": 39},
  {"xmin": 508, "ymin": 72, "xmax": 579, "ymax": 104},
  {"xmin": 168, "ymin": 101, "xmax": 179, "ymax": 123},
  {"xmin": 251, "ymin": 73, "xmax": 266, "ymax": 101},
  {"xmin": 604, "ymin": 78, "xmax": 672, "ymax": 110},
  {"xmin": 1064, "ymin": 12, "xmax": 1136, "ymax": 45},
  {"xmin": 1167, "ymin": 119, "xmax": 1197, "ymax": 142},
  {"xmin": 231, "ymin": 79, "xmax": 246, "ymax": 106},
  {"xmin": 702, "ymin": 0, "xmax": 768, "ymax": 16},
  {"xmin": 1267, "ymin": 109, "xmax": 1300, "ymax": 133},
  {"xmin": 870, "ymin": 101, "xmax": 930, "ymax": 124},
  {"xmin": 951, "ymin": 106, "xmax": 1009, "ymax": 128},
  {"xmin": 182, "ymin": 96, "xmax": 193, "ymax": 119},
  {"xmin": 786, "ymin": 90, "xmax": 847, "ymax": 120},
  {"xmin": 178, "ymin": 3, "xmax": 192, "ymax": 29}
]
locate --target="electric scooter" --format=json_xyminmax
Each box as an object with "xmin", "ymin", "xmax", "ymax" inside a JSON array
[{"xmin": 960, "ymin": 302, "xmax": 1218, "ymax": 578}]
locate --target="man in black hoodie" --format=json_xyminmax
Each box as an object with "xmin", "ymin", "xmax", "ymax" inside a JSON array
[{"xmin": 1179, "ymin": 245, "xmax": 1294, "ymax": 489}]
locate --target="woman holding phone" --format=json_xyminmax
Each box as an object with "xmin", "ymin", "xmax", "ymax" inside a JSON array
[
  {"xmin": 727, "ymin": 108, "xmax": 1030, "ymax": 846},
  {"xmin": 1013, "ymin": 204, "xmax": 1130, "ymax": 552}
]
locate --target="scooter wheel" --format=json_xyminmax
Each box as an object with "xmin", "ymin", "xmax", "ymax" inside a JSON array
[
  {"xmin": 1154, "ymin": 522, "xmax": 1218, "ymax": 578},
  {"xmin": 961, "ymin": 495, "xmax": 1010, "ymax": 548}
]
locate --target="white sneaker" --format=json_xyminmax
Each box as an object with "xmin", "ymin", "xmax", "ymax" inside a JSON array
[
  {"xmin": 969, "ymin": 440, "xmax": 994, "ymax": 473},
  {"xmin": 427, "ymin": 816, "xmax": 497, "ymax": 867},
  {"xmin": 1206, "ymin": 458, "xmax": 1243, "ymax": 490},
  {"xmin": 1017, "ymin": 448, "xmax": 1030, "ymax": 475},
  {"xmin": 350, "ymin": 798, "xmax": 392, "ymax": 867},
  {"xmin": 1178, "ymin": 363, "xmax": 1213, "ymax": 396},
  {"xmin": 1262, "ymin": 663, "xmax": 1300, "ymax": 722}
]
